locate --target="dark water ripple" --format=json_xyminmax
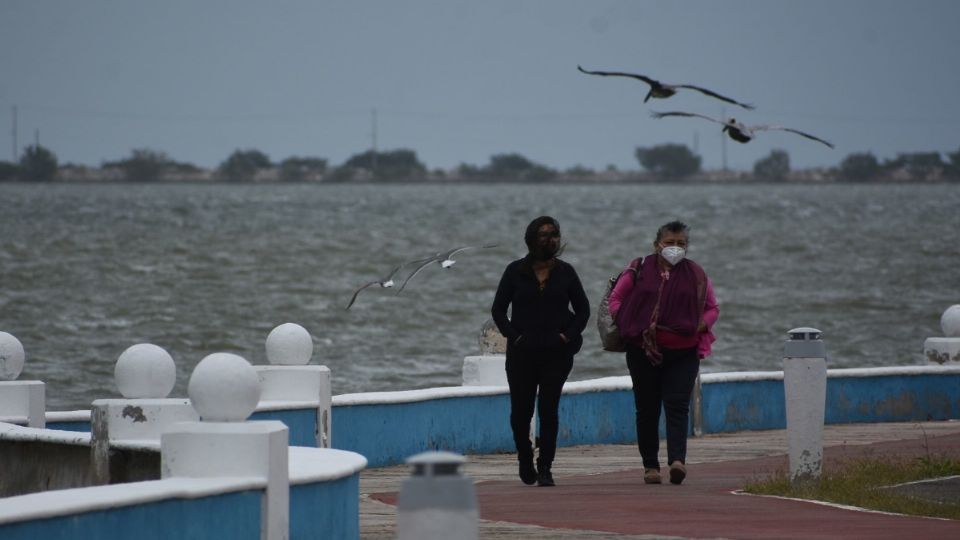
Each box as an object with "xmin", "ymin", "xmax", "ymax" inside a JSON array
[{"xmin": 1, "ymin": 182, "xmax": 958, "ymax": 410}]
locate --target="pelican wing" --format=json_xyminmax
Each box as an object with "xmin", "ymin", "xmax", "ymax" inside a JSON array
[
  {"xmin": 674, "ymin": 84, "xmax": 755, "ymax": 110},
  {"xmin": 396, "ymin": 256, "xmax": 441, "ymax": 294},
  {"xmin": 577, "ymin": 65, "xmax": 658, "ymax": 87},
  {"xmin": 755, "ymin": 125, "xmax": 835, "ymax": 149},
  {"xmin": 650, "ymin": 110, "xmax": 725, "ymax": 126},
  {"xmin": 345, "ymin": 281, "xmax": 380, "ymax": 310}
]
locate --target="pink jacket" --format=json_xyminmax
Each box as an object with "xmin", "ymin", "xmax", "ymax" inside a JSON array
[{"xmin": 609, "ymin": 260, "xmax": 720, "ymax": 359}]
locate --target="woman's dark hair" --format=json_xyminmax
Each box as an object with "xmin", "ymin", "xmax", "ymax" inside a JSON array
[
  {"xmin": 524, "ymin": 215, "xmax": 561, "ymax": 253},
  {"xmin": 655, "ymin": 220, "xmax": 690, "ymax": 243},
  {"xmin": 520, "ymin": 216, "xmax": 562, "ymax": 271}
]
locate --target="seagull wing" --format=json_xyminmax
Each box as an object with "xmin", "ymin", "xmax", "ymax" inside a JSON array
[
  {"xmin": 345, "ymin": 281, "xmax": 380, "ymax": 310},
  {"xmin": 577, "ymin": 65, "xmax": 658, "ymax": 87},
  {"xmin": 395, "ymin": 256, "xmax": 441, "ymax": 294},
  {"xmin": 650, "ymin": 110, "xmax": 726, "ymax": 125},
  {"xmin": 443, "ymin": 243, "xmax": 499, "ymax": 259},
  {"xmin": 673, "ymin": 84, "xmax": 755, "ymax": 110},
  {"xmin": 754, "ymin": 125, "xmax": 835, "ymax": 149}
]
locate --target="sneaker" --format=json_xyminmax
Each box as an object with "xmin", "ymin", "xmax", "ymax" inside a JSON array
[
  {"xmin": 643, "ymin": 467, "xmax": 662, "ymax": 484},
  {"xmin": 519, "ymin": 457, "xmax": 537, "ymax": 485},
  {"xmin": 669, "ymin": 461, "xmax": 686, "ymax": 485}
]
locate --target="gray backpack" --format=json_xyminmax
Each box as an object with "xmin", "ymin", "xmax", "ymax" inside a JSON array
[{"xmin": 596, "ymin": 257, "xmax": 644, "ymax": 352}]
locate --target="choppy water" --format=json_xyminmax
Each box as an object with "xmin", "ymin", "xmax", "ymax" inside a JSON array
[{"xmin": 1, "ymin": 182, "xmax": 958, "ymax": 410}]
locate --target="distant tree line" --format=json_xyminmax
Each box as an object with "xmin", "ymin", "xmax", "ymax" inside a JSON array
[{"xmin": 2, "ymin": 142, "xmax": 959, "ymax": 183}]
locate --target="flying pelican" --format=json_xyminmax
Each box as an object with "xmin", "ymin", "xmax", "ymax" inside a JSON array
[
  {"xmin": 396, "ymin": 244, "xmax": 499, "ymax": 294},
  {"xmin": 577, "ymin": 65, "xmax": 755, "ymax": 110},
  {"xmin": 345, "ymin": 256, "xmax": 436, "ymax": 310},
  {"xmin": 650, "ymin": 110, "xmax": 835, "ymax": 149}
]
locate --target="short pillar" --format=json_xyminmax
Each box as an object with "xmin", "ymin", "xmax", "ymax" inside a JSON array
[
  {"xmin": 923, "ymin": 304, "xmax": 960, "ymax": 365},
  {"xmin": 783, "ymin": 327, "xmax": 827, "ymax": 485},
  {"xmin": 397, "ymin": 451, "xmax": 478, "ymax": 540},
  {"xmin": 91, "ymin": 343, "xmax": 197, "ymax": 484},
  {"xmin": 162, "ymin": 352, "xmax": 289, "ymax": 540},
  {"xmin": 256, "ymin": 322, "xmax": 331, "ymax": 447},
  {"xmin": 0, "ymin": 331, "xmax": 45, "ymax": 428}
]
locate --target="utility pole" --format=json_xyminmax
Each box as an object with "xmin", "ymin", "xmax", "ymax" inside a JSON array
[
  {"xmin": 720, "ymin": 106, "xmax": 728, "ymax": 172},
  {"xmin": 693, "ymin": 131, "xmax": 699, "ymax": 155},
  {"xmin": 11, "ymin": 105, "xmax": 18, "ymax": 161},
  {"xmin": 371, "ymin": 107, "xmax": 378, "ymax": 176}
]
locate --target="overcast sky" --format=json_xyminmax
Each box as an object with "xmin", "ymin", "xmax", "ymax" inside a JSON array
[{"xmin": 2, "ymin": 0, "xmax": 958, "ymax": 172}]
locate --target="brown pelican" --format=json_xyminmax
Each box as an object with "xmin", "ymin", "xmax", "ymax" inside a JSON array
[
  {"xmin": 396, "ymin": 244, "xmax": 498, "ymax": 294},
  {"xmin": 577, "ymin": 65, "xmax": 755, "ymax": 110},
  {"xmin": 650, "ymin": 111, "xmax": 834, "ymax": 149},
  {"xmin": 345, "ymin": 256, "xmax": 437, "ymax": 310}
]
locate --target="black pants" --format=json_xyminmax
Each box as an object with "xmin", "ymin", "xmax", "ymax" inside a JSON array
[
  {"xmin": 505, "ymin": 352, "xmax": 573, "ymax": 465},
  {"xmin": 625, "ymin": 345, "xmax": 699, "ymax": 469}
]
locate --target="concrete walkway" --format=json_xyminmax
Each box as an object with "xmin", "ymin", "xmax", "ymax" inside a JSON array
[{"xmin": 361, "ymin": 420, "xmax": 960, "ymax": 539}]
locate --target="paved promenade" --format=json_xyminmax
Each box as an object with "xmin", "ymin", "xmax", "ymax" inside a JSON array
[{"xmin": 360, "ymin": 420, "xmax": 960, "ymax": 539}]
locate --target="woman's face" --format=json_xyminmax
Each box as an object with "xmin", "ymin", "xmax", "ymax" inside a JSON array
[
  {"xmin": 535, "ymin": 223, "xmax": 561, "ymax": 258},
  {"xmin": 655, "ymin": 230, "xmax": 688, "ymax": 253}
]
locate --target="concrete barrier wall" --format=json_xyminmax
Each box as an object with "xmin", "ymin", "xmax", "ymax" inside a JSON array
[
  {"xmin": 331, "ymin": 388, "xmax": 512, "ymax": 468},
  {"xmin": 329, "ymin": 366, "xmax": 960, "ymax": 467},
  {"xmin": 250, "ymin": 408, "xmax": 318, "ymax": 448},
  {"xmin": 290, "ymin": 474, "xmax": 359, "ymax": 540},
  {"xmin": 0, "ymin": 480, "xmax": 263, "ymax": 540}
]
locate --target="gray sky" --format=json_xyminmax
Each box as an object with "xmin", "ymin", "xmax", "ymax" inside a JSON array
[{"xmin": 2, "ymin": 0, "xmax": 958, "ymax": 172}]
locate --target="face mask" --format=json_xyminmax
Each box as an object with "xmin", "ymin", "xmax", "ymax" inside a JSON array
[{"xmin": 660, "ymin": 246, "xmax": 686, "ymax": 265}]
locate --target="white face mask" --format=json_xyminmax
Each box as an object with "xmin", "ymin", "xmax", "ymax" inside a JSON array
[{"xmin": 660, "ymin": 246, "xmax": 686, "ymax": 266}]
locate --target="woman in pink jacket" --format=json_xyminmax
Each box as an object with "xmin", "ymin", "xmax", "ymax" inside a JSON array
[{"xmin": 608, "ymin": 220, "xmax": 719, "ymax": 485}]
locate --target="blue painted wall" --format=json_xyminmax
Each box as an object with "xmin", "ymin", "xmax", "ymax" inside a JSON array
[
  {"xmin": 0, "ymin": 490, "xmax": 261, "ymax": 540},
  {"xmin": 700, "ymin": 379, "xmax": 786, "ymax": 433},
  {"xmin": 332, "ymin": 395, "xmax": 514, "ymax": 467},
  {"xmin": 291, "ymin": 474, "xmax": 360, "ymax": 540},
  {"xmin": 250, "ymin": 408, "xmax": 317, "ymax": 447},
  {"xmin": 558, "ymin": 389, "xmax": 636, "ymax": 446},
  {"xmin": 45, "ymin": 421, "xmax": 90, "ymax": 432},
  {"xmin": 825, "ymin": 373, "xmax": 960, "ymax": 424}
]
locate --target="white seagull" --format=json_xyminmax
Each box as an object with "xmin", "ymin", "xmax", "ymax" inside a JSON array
[
  {"xmin": 650, "ymin": 110, "xmax": 835, "ymax": 149},
  {"xmin": 577, "ymin": 65, "xmax": 755, "ymax": 110},
  {"xmin": 345, "ymin": 256, "xmax": 437, "ymax": 310},
  {"xmin": 396, "ymin": 244, "xmax": 499, "ymax": 294}
]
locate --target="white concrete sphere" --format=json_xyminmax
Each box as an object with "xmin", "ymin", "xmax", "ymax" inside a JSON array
[
  {"xmin": 0, "ymin": 331, "xmax": 26, "ymax": 381},
  {"xmin": 265, "ymin": 323, "xmax": 313, "ymax": 365},
  {"xmin": 942, "ymin": 305, "xmax": 960, "ymax": 337},
  {"xmin": 115, "ymin": 343, "xmax": 176, "ymax": 398},
  {"xmin": 188, "ymin": 353, "xmax": 261, "ymax": 422}
]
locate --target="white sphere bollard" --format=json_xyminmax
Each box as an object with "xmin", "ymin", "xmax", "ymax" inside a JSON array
[
  {"xmin": 188, "ymin": 353, "xmax": 261, "ymax": 422},
  {"xmin": 114, "ymin": 343, "xmax": 177, "ymax": 398},
  {"xmin": 0, "ymin": 331, "xmax": 26, "ymax": 381},
  {"xmin": 942, "ymin": 305, "xmax": 960, "ymax": 337},
  {"xmin": 265, "ymin": 323, "xmax": 314, "ymax": 365}
]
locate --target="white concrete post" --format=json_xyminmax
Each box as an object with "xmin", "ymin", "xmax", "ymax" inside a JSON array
[
  {"xmin": 783, "ymin": 327, "xmax": 827, "ymax": 485},
  {"xmin": 162, "ymin": 352, "xmax": 289, "ymax": 540},
  {"xmin": 397, "ymin": 451, "xmax": 478, "ymax": 540},
  {"xmin": 923, "ymin": 304, "xmax": 960, "ymax": 365},
  {"xmin": 91, "ymin": 343, "xmax": 197, "ymax": 484},
  {"xmin": 0, "ymin": 331, "xmax": 45, "ymax": 428},
  {"xmin": 256, "ymin": 322, "xmax": 331, "ymax": 448}
]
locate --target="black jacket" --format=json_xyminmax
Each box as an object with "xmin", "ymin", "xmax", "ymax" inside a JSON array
[{"xmin": 491, "ymin": 258, "xmax": 590, "ymax": 356}]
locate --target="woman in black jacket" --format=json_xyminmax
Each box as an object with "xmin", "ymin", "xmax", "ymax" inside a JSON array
[{"xmin": 491, "ymin": 216, "xmax": 590, "ymax": 486}]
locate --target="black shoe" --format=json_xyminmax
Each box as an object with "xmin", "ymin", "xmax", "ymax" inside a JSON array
[
  {"xmin": 519, "ymin": 456, "xmax": 538, "ymax": 485},
  {"xmin": 536, "ymin": 459, "xmax": 555, "ymax": 487}
]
